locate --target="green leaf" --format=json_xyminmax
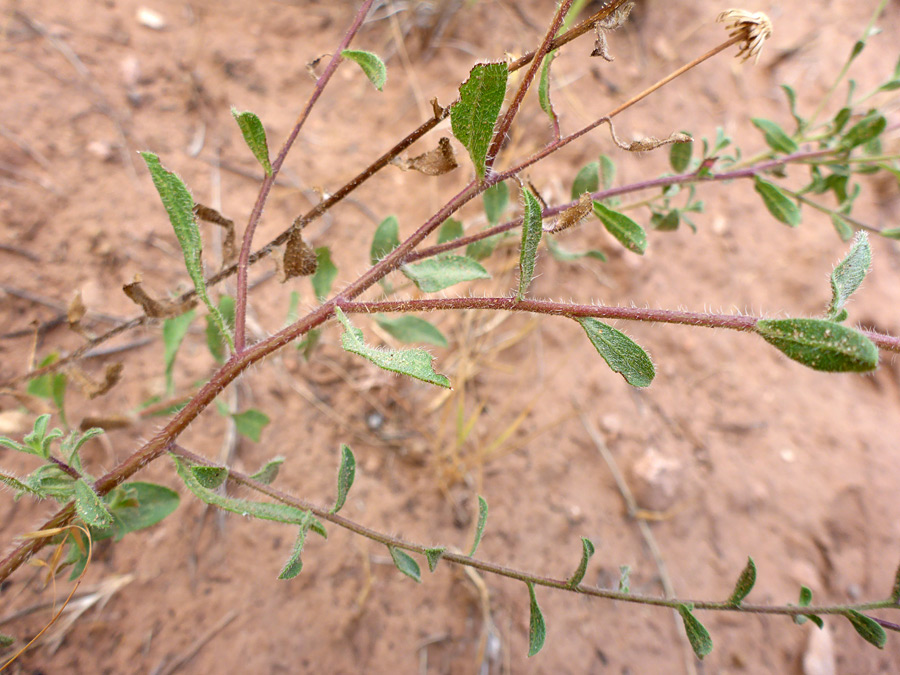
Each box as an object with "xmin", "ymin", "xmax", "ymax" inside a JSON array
[
  {"xmin": 74, "ymin": 479, "xmax": 113, "ymax": 529},
  {"xmin": 162, "ymin": 309, "xmax": 196, "ymax": 394},
  {"xmin": 95, "ymin": 482, "xmax": 180, "ymax": 542},
  {"xmin": 172, "ymin": 454, "xmax": 322, "ymax": 527},
  {"xmin": 331, "ymin": 444, "xmax": 355, "ymax": 514},
  {"xmin": 232, "ymin": 409, "xmax": 270, "ymax": 442},
  {"xmin": 469, "ymin": 495, "xmax": 488, "ymax": 556},
  {"xmin": 370, "ymin": 215, "xmax": 400, "ymax": 265},
  {"xmin": 278, "ymin": 515, "xmax": 315, "ymax": 580},
  {"xmin": 375, "ymin": 315, "xmax": 448, "ymax": 347},
  {"xmin": 538, "ymin": 51, "xmax": 559, "ymax": 130},
  {"xmin": 828, "ymin": 231, "xmax": 870, "ymax": 320},
  {"xmin": 840, "ymin": 112, "xmax": 887, "ymax": 151},
  {"xmin": 517, "ymin": 188, "xmax": 543, "ymax": 300},
  {"xmin": 618, "ymin": 565, "xmax": 631, "ymax": 593},
  {"xmin": 651, "ymin": 210, "xmax": 680, "ymax": 232},
  {"xmin": 669, "ymin": 134, "xmax": 693, "ymax": 172},
  {"xmin": 230, "ymin": 108, "xmax": 272, "ymax": 175},
  {"xmin": 335, "ymin": 307, "xmax": 451, "ymax": 388},
  {"xmin": 753, "ymin": 177, "xmax": 801, "ymax": 226},
  {"xmin": 678, "ymin": 605, "xmax": 713, "ymax": 660},
  {"xmin": 781, "ymin": 84, "xmax": 804, "ymax": 131},
  {"xmin": 249, "ymin": 457, "xmax": 285, "ymax": 485},
  {"xmin": 450, "ymin": 62, "xmax": 509, "ymax": 180},
  {"xmin": 341, "ymin": 49, "xmax": 387, "ymax": 91},
  {"xmin": 751, "ymin": 118, "xmax": 799, "ymax": 154},
  {"xmin": 0, "ymin": 471, "xmax": 43, "ymax": 498},
  {"xmin": 403, "ymin": 255, "xmax": 490, "ymax": 293},
  {"xmin": 466, "ymin": 232, "xmax": 501, "ymax": 261},
  {"xmin": 546, "ymin": 238, "xmax": 607, "ymax": 263},
  {"xmin": 566, "ymin": 537, "xmax": 595, "ymax": 588},
  {"xmin": 190, "ymin": 465, "xmax": 228, "ymax": 489},
  {"xmin": 389, "ymin": 546, "xmax": 421, "ymax": 583},
  {"xmin": 140, "ymin": 153, "xmax": 231, "ymax": 351},
  {"xmin": 577, "ymin": 318, "xmax": 655, "ymax": 387},
  {"xmin": 483, "ymin": 181, "xmax": 510, "ymax": 226},
  {"xmin": 22, "ymin": 464, "xmax": 74, "ymax": 502},
  {"xmin": 311, "ymin": 247, "xmax": 337, "ymax": 302},
  {"xmin": 845, "ymin": 610, "xmax": 886, "ymax": 649},
  {"xmin": 881, "ymin": 228, "xmax": 900, "ymax": 240},
  {"xmin": 728, "ymin": 557, "xmax": 757, "ymax": 606},
  {"xmin": 572, "ymin": 162, "xmax": 600, "ymax": 200},
  {"xmin": 831, "ymin": 213, "xmax": 854, "ymax": 241},
  {"xmin": 756, "ymin": 318, "xmax": 878, "ymax": 372},
  {"xmin": 599, "ymin": 155, "xmax": 616, "ymax": 191},
  {"xmin": 425, "ymin": 547, "xmax": 445, "ymax": 572},
  {"xmin": 205, "ymin": 295, "xmax": 235, "ymax": 363},
  {"xmin": 593, "ymin": 202, "xmax": 647, "ymax": 254},
  {"xmin": 890, "ymin": 560, "xmax": 900, "ymax": 603},
  {"xmin": 19, "ymin": 414, "xmax": 60, "ymax": 459},
  {"xmin": 832, "ymin": 107, "xmax": 852, "ymax": 134},
  {"xmin": 0, "ymin": 634, "xmax": 14, "ymax": 648},
  {"xmin": 27, "ymin": 354, "xmax": 67, "ymax": 423},
  {"xmin": 526, "ymin": 582, "xmax": 546, "ymax": 657},
  {"xmin": 794, "ymin": 586, "xmax": 824, "ymax": 628},
  {"xmin": 437, "ymin": 218, "xmax": 464, "ymax": 244}
]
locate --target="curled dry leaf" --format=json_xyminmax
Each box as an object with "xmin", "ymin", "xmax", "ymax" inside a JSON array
[
  {"xmin": 79, "ymin": 415, "xmax": 133, "ymax": 431},
  {"xmin": 548, "ymin": 193, "xmax": 593, "ymax": 233},
  {"xmin": 591, "ymin": 1, "xmax": 635, "ymax": 61},
  {"xmin": 67, "ymin": 291, "xmax": 86, "ymax": 325},
  {"xmin": 601, "ymin": 118, "xmax": 693, "ymax": 152},
  {"xmin": 274, "ymin": 228, "xmax": 318, "ymax": 283},
  {"xmin": 391, "ymin": 137, "xmax": 458, "ymax": 176},
  {"xmin": 193, "ymin": 203, "xmax": 236, "ymax": 264},
  {"xmin": 122, "ymin": 274, "xmax": 197, "ymax": 318},
  {"xmin": 68, "ymin": 363, "xmax": 124, "ymax": 399},
  {"xmin": 717, "ymin": 10, "xmax": 773, "ymax": 63}
]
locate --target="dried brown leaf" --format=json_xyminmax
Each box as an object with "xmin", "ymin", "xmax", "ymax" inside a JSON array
[
  {"xmin": 194, "ymin": 203, "xmax": 236, "ymax": 264},
  {"xmin": 67, "ymin": 291, "xmax": 86, "ymax": 325},
  {"xmin": 549, "ymin": 193, "xmax": 593, "ymax": 233},
  {"xmin": 392, "ymin": 137, "xmax": 458, "ymax": 176},
  {"xmin": 122, "ymin": 275, "xmax": 197, "ymax": 318},
  {"xmin": 274, "ymin": 228, "xmax": 318, "ymax": 282}
]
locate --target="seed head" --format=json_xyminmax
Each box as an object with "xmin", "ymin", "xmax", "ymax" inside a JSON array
[{"xmin": 717, "ymin": 10, "xmax": 773, "ymax": 64}]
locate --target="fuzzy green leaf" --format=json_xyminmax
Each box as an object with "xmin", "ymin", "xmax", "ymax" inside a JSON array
[
  {"xmin": 572, "ymin": 162, "xmax": 600, "ymax": 200},
  {"xmin": 249, "ymin": 457, "xmax": 285, "ymax": 485},
  {"xmin": 538, "ymin": 51, "xmax": 558, "ymax": 130},
  {"xmin": 74, "ymin": 479, "xmax": 113, "ymax": 529},
  {"xmin": 403, "ymin": 255, "xmax": 490, "ymax": 293},
  {"xmin": 753, "ymin": 177, "xmax": 801, "ymax": 226},
  {"xmin": 469, "ymin": 495, "xmax": 488, "ymax": 556},
  {"xmin": 669, "ymin": 134, "xmax": 693, "ymax": 172},
  {"xmin": 846, "ymin": 610, "xmax": 886, "ymax": 649},
  {"xmin": 370, "ymin": 215, "xmax": 400, "ymax": 265},
  {"xmin": 839, "ymin": 112, "xmax": 887, "ymax": 151},
  {"xmin": 162, "ymin": 310, "xmax": 195, "ymax": 394},
  {"xmin": 140, "ymin": 153, "xmax": 231, "ymax": 350},
  {"xmin": 756, "ymin": 318, "xmax": 878, "ymax": 372},
  {"xmin": 437, "ymin": 218, "xmax": 464, "ymax": 244},
  {"xmin": 517, "ymin": 188, "xmax": 543, "ymax": 300},
  {"xmin": 678, "ymin": 605, "xmax": 713, "ymax": 660},
  {"xmin": 0, "ymin": 633, "xmax": 14, "ymax": 648},
  {"xmin": 577, "ymin": 318, "xmax": 655, "ymax": 387},
  {"xmin": 450, "ymin": 62, "xmax": 509, "ymax": 180},
  {"xmin": 190, "ymin": 465, "xmax": 228, "ymax": 489},
  {"xmin": 375, "ymin": 315, "xmax": 448, "ymax": 347},
  {"xmin": 527, "ymin": 582, "xmax": 546, "ymax": 657},
  {"xmin": 278, "ymin": 516, "xmax": 314, "ymax": 580},
  {"xmin": 341, "ymin": 49, "xmax": 387, "ymax": 91},
  {"xmin": 232, "ymin": 409, "xmax": 270, "ymax": 443},
  {"xmin": 599, "ymin": 155, "xmax": 616, "ymax": 190},
  {"xmin": 27, "ymin": 354, "xmax": 67, "ymax": 423},
  {"xmin": 546, "ymin": 238, "xmax": 607, "ymax": 263},
  {"xmin": 231, "ymin": 108, "xmax": 272, "ymax": 175},
  {"xmin": 466, "ymin": 232, "xmax": 502, "ymax": 261},
  {"xmin": 205, "ymin": 295, "xmax": 235, "ymax": 363},
  {"xmin": 828, "ymin": 231, "xmax": 870, "ymax": 320},
  {"xmin": 566, "ymin": 537, "xmax": 595, "ymax": 588},
  {"xmin": 881, "ymin": 228, "xmax": 900, "ymax": 240},
  {"xmin": 794, "ymin": 586, "xmax": 824, "ymax": 628},
  {"xmin": 95, "ymin": 482, "xmax": 180, "ymax": 542},
  {"xmin": 781, "ymin": 85, "xmax": 804, "ymax": 130},
  {"xmin": 0, "ymin": 471, "xmax": 43, "ymax": 498},
  {"xmin": 728, "ymin": 557, "xmax": 757, "ymax": 606},
  {"xmin": 331, "ymin": 444, "xmax": 355, "ymax": 514},
  {"xmin": 335, "ymin": 308, "xmax": 450, "ymax": 388},
  {"xmin": 751, "ymin": 118, "xmax": 798, "ymax": 154},
  {"xmin": 389, "ymin": 546, "xmax": 421, "ymax": 583},
  {"xmin": 425, "ymin": 547, "xmax": 445, "ymax": 572},
  {"xmin": 311, "ymin": 247, "xmax": 337, "ymax": 302},
  {"xmin": 483, "ymin": 181, "xmax": 509, "ymax": 226},
  {"xmin": 593, "ymin": 202, "xmax": 646, "ymax": 254},
  {"xmin": 618, "ymin": 565, "xmax": 631, "ymax": 593},
  {"xmin": 890, "ymin": 561, "xmax": 900, "ymax": 603},
  {"xmin": 831, "ymin": 213, "xmax": 854, "ymax": 241}
]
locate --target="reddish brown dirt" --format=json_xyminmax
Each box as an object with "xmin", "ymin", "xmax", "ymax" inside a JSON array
[{"xmin": 2, "ymin": 0, "xmax": 900, "ymax": 673}]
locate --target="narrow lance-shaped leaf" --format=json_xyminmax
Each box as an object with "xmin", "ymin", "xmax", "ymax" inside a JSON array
[
  {"xmin": 249, "ymin": 457, "xmax": 285, "ymax": 485},
  {"xmin": 190, "ymin": 465, "xmax": 228, "ymax": 489},
  {"xmin": 425, "ymin": 547, "xmax": 445, "ymax": 573},
  {"xmin": 618, "ymin": 565, "xmax": 631, "ymax": 593},
  {"xmin": 756, "ymin": 318, "xmax": 878, "ymax": 372},
  {"xmin": 402, "ymin": 256, "xmax": 490, "ymax": 293},
  {"xmin": 577, "ymin": 318, "xmax": 655, "ymax": 388},
  {"xmin": 794, "ymin": 585, "xmax": 824, "ymax": 628},
  {"xmin": 566, "ymin": 537, "xmax": 595, "ymax": 588},
  {"xmin": 728, "ymin": 557, "xmax": 757, "ymax": 605},
  {"xmin": 845, "ymin": 610, "xmax": 886, "ymax": 649},
  {"xmin": 74, "ymin": 479, "xmax": 113, "ymax": 529},
  {"xmin": 839, "ymin": 112, "xmax": 887, "ymax": 151},
  {"xmin": 311, "ymin": 247, "xmax": 338, "ymax": 302},
  {"xmin": 751, "ymin": 118, "xmax": 799, "ymax": 154},
  {"xmin": 389, "ymin": 546, "xmax": 421, "ymax": 583},
  {"xmin": 140, "ymin": 153, "xmax": 232, "ymax": 350},
  {"xmin": 483, "ymin": 181, "xmax": 509, "ymax": 226},
  {"xmin": 450, "ymin": 62, "xmax": 509, "ymax": 180},
  {"xmin": 279, "ymin": 515, "xmax": 314, "ymax": 580},
  {"xmin": 231, "ymin": 108, "xmax": 272, "ymax": 175},
  {"xmin": 593, "ymin": 202, "xmax": 646, "ymax": 254},
  {"xmin": 335, "ymin": 308, "xmax": 451, "ymax": 388},
  {"xmin": 677, "ymin": 604, "xmax": 713, "ymax": 660},
  {"xmin": 891, "ymin": 560, "xmax": 900, "ymax": 604},
  {"xmin": 370, "ymin": 215, "xmax": 400, "ymax": 265},
  {"xmin": 538, "ymin": 51, "xmax": 559, "ymax": 134},
  {"xmin": 753, "ymin": 177, "xmax": 801, "ymax": 227},
  {"xmin": 468, "ymin": 495, "xmax": 488, "ymax": 556},
  {"xmin": 163, "ymin": 310, "xmax": 195, "ymax": 394},
  {"xmin": 526, "ymin": 582, "xmax": 546, "ymax": 657},
  {"xmin": 517, "ymin": 188, "xmax": 543, "ymax": 300},
  {"xmin": 205, "ymin": 295, "xmax": 235, "ymax": 363},
  {"xmin": 331, "ymin": 444, "xmax": 355, "ymax": 514},
  {"xmin": 341, "ymin": 50, "xmax": 387, "ymax": 91},
  {"xmin": 375, "ymin": 315, "xmax": 448, "ymax": 347},
  {"xmin": 0, "ymin": 471, "xmax": 43, "ymax": 498},
  {"xmin": 827, "ymin": 231, "xmax": 870, "ymax": 320}
]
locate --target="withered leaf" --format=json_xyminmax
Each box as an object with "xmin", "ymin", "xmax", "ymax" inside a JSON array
[
  {"xmin": 392, "ymin": 137, "xmax": 458, "ymax": 176},
  {"xmin": 123, "ymin": 275, "xmax": 197, "ymax": 318},
  {"xmin": 274, "ymin": 228, "xmax": 318, "ymax": 282},
  {"xmin": 67, "ymin": 291, "xmax": 87, "ymax": 325},
  {"xmin": 79, "ymin": 415, "xmax": 132, "ymax": 431},
  {"xmin": 69, "ymin": 363, "xmax": 124, "ymax": 399},
  {"xmin": 194, "ymin": 203, "xmax": 236, "ymax": 264},
  {"xmin": 548, "ymin": 193, "xmax": 593, "ymax": 233}
]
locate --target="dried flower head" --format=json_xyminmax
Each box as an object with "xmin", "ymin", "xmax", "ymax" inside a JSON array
[{"xmin": 717, "ymin": 10, "xmax": 773, "ymax": 64}]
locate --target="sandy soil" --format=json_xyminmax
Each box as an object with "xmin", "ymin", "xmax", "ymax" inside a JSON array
[{"xmin": 2, "ymin": 0, "xmax": 900, "ymax": 673}]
